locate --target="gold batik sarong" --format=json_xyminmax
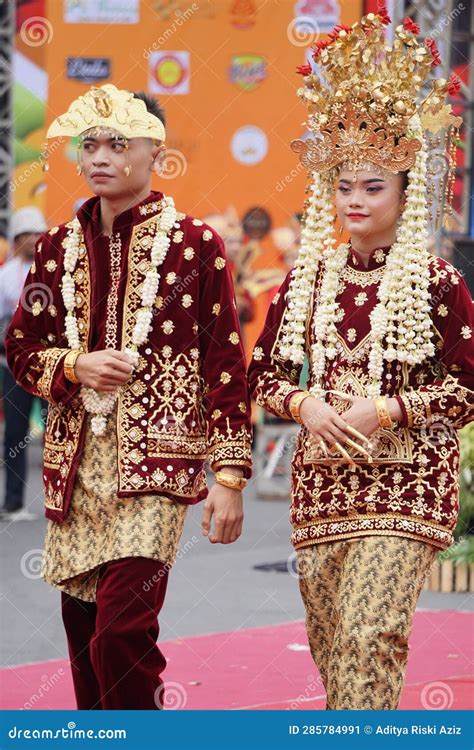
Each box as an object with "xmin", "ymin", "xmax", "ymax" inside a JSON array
[
  {"xmin": 297, "ymin": 535, "xmax": 438, "ymax": 710},
  {"xmin": 41, "ymin": 407, "xmax": 188, "ymax": 602}
]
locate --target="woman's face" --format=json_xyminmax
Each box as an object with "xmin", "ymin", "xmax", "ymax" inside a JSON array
[{"xmin": 335, "ymin": 169, "xmax": 405, "ymax": 241}]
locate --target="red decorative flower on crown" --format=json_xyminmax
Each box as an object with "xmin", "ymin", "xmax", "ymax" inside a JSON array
[
  {"xmin": 402, "ymin": 17, "xmax": 420, "ymax": 35},
  {"xmin": 296, "ymin": 63, "xmax": 312, "ymax": 76},
  {"xmin": 377, "ymin": 4, "xmax": 391, "ymax": 26},
  {"xmin": 447, "ymin": 73, "xmax": 461, "ymax": 96},
  {"xmin": 426, "ymin": 38, "xmax": 441, "ymax": 67}
]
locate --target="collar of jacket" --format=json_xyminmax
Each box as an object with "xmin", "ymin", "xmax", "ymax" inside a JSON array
[{"xmin": 75, "ymin": 189, "xmax": 166, "ymax": 236}]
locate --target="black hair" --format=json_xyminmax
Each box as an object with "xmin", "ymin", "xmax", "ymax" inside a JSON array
[
  {"xmin": 133, "ymin": 91, "xmax": 166, "ymax": 127},
  {"xmin": 400, "ymin": 170, "xmax": 409, "ymax": 193}
]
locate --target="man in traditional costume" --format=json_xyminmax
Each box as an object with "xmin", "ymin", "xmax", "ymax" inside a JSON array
[
  {"xmin": 249, "ymin": 8, "xmax": 473, "ymax": 709},
  {"xmin": 5, "ymin": 84, "xmax": 252, "ymax": 709}
]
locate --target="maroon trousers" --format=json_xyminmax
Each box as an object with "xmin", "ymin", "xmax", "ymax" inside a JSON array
[{"xmin": 61, "ymin": 556, "xmax": 169, "ymax": 710}]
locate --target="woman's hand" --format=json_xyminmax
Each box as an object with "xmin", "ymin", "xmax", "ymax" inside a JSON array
[
  {"xmin": 338, "ymin": 393, "xmax": 402, "ymax": 438},
  {"xmin": 298, "ymin": 396, "xmax": 372, "ymax": 465}
]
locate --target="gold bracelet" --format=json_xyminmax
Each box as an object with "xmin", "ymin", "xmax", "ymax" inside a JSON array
[
  {"xmin": 63, "ymin": 349, "xmax": 82, "ymax": 384},
  {"xmin": 374, "ymin": 396, "xmax": 394, "ymax": 429},
  {"xmin": 289, "ymin": 391, "xmax": 311, "ymax": 425},
  {"xmin": 214, "ymin": 471, "xmax": 247, "ymax": 491}
]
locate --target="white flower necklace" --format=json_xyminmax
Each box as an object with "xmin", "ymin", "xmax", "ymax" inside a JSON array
[{"xmin": 61, "ymin": 195, "xmax": 178, "ymax": 435}]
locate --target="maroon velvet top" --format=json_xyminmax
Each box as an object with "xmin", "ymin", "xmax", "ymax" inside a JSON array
[
  {"xmin": 249, "ymin": 243, "xmax": 474, "ymax": 551},
  {"xmin": 6, "ymin": 191, "xmax": 252, "ymax": 523}
]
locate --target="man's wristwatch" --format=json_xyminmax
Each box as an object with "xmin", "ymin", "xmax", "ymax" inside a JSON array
[{"xmin": 214, "ymin": 471, "xmax": 247, "ymax": 491}]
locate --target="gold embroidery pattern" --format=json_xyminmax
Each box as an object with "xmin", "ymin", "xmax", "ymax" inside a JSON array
[
  {"xmin": 340, "ymin": 265, "xmax": 385, "ymax": 287},
  {"xmin": 36, "ymin": 348, "xmax": 69, "ymax": 400},
  {"xmin": 118, "ymin": 216, "xmax": 209, "ymax": 498},
  {"xmin": 254, "ymin": 374, "xmax": 298, "ymax": 419},
  {"xmin": 208, "ymin": 419, "xmax": 253, "ymax": 471},
  {"xmin": 105, "ymin": 232, "xmax": 122, "ymax": 349},
  {"xmin": 42, "ymin": 229, "xmax": 91, "ymax": 511},
  {"xmin": 147, "ymin": 345, "xmax": 208, "ymax": 459},
  {"xmin": 291, "ymin": 514, "xmax": 452, "ymax": 550},
  {"xmin": 138, "ymin": 199, "xmax": 165, "ymax": 216}
]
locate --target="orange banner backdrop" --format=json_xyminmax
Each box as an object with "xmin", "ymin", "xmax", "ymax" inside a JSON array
[{"xmin": 44, "ymin": 0, "xmax": 362, "ymax": 348}]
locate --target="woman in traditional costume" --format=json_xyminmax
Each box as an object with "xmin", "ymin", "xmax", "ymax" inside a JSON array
[{"xmin": 249, "ymin": 7, "xmax": 473, "ymax": 709}]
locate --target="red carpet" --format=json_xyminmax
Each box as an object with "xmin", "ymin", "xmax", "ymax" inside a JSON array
[{"xmin": 1, "ymin": 610, "xmax": 472, "ymax": 710}]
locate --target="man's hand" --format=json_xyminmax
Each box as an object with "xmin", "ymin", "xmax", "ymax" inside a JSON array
[
  {"xmin": 74, "ymin": 349, "xmax": 135, "ymax": 392},
  {"xmin": 201, "ymin": 483, "xmax": 244, "ymax": 544}
]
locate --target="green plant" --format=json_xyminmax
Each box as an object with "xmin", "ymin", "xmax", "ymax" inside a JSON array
[{"xmin": 438, "ymin": 423, "xmax": 474, "ymax": 566}]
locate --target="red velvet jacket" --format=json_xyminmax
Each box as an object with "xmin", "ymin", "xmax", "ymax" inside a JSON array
[
  {"xmin": 248, "ymin": 245, "xmax": 474, "ymax": 551},
  {"xmin": 6, "ymin": 191, "xmax": 252, "ymax": 523}
]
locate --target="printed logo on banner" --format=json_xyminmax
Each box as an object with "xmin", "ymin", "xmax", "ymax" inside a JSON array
[
  {"xmin": 149, "ymin": 52, "xmax": 190, "ymax": 95},
  {"xmin": 229, "ymin": 55, "xmax": 267, "ymax": 92},
  {"xmin": 231, "ymin": 126, "xmax": 268, "ymax": 166},
  {"xmin": 229, "ymin": 0, "xmax": 257, "ymax": 30},
  {"xmin": 64, "ymin": 0, "xmax": 140, "ymax": 24},
  {"xmin": 293, "ymin": 0, "xmax": 339, "ymax": 32},
  {"xmin": 67, "ymin": 57, "xmax": 111, "ymax": 83}
]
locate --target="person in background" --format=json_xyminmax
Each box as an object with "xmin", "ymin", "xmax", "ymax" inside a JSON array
[{"xmin": 1, "ymin": 206, "xmax": 48, "ymax": 521}]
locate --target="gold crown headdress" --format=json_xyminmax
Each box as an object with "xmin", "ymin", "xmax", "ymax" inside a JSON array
[
  {"xmin": 46, "ymin": 84, "xmax": 166, "ymax": 143},
  {"xmin": 291, "ymin": 8, "xmax": 461, "ymax": 227},
  {"xmin": 270, "ymin": 6, "xmax": 463, "ymax": 404}
]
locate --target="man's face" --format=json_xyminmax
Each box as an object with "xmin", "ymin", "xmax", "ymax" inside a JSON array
[
  {"xmin": 80, "ymin": 132, "xmax": 159, "ymax": 199},
  {"xmin": 15, "ymin": 232, "xmax": 41, "ymax": 260}
]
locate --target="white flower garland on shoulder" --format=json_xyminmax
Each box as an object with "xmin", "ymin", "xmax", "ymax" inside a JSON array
[
  {"xmin": 61, "ymin": 195, "xmax": 177, "ymax": 435},
  {"xmin": 277, "ymin": 114, "xmax": 434, "ymax": 400}
]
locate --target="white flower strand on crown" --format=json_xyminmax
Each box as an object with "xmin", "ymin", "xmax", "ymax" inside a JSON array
[
  {"xmin": 276, "ymin": 114, "xmax": 434, "ymax": 400},
  {"xmin": 61, "ymin": 195, "xmax": 178, "ymax": 435}
]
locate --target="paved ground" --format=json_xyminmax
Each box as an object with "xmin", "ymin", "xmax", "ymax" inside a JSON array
[{"xmin": 1, "ymin": 437, "xmax": 472, "ymax": 668}]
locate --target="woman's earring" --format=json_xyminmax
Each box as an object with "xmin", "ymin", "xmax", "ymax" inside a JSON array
[
  {"xmin": 339, "ymin": 224, "xmax": 343, "ymax": 237},
  {"xmin": 124, "ymin": 165, "xmax": 132, "ymax": 177},
  {"xmin": 76, "ymin": 163, "xmax": 82, "ymax": 176}
]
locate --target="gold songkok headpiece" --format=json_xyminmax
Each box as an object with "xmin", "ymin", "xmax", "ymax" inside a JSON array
[
  {"xmin": 291, "ymin": 6, "xmax": 461, "ymax": 224},
  {"xmin": 46, "ymin": 84, "xmax": 166, "ymax": 142}
]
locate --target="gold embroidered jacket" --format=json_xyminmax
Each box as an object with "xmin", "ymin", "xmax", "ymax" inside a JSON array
[
  {"xmin": 5, "ymin": 192, "xmax": 252, "ymax": 522},
  {"xmin": 248, "ymin": 245, "xmax": 474, "ymax": 551}
]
